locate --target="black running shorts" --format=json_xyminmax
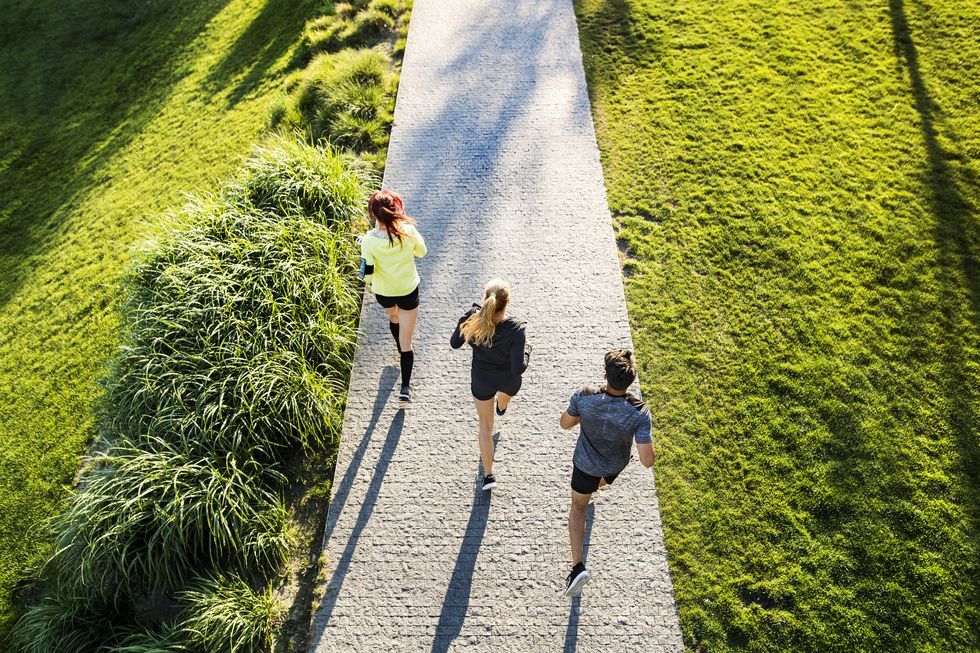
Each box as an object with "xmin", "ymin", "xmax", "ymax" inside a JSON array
[
  {"xmin": 374, "ymin": 285, "xmax": 420, "ymax": 310},
  {"xmin": 570, "ymin": 464, "xmax": 620, "ymax": 495},
  {"xmin": 471, "ymin": 370, "xmax": 522, "ymax": 401}
]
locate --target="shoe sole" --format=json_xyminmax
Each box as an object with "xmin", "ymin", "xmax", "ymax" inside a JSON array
[
  {"xmin": 482, "ymin": 481, "xmax": 497, "ymax": 490},
  {"xmin": 564, "ymin": 571, "xmax": 591, "ymax": 597}
]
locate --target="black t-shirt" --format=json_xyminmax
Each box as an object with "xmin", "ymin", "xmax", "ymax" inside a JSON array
[{"xmin": 450, "ymin": 305, "xmax": 529, "ymax": 375}]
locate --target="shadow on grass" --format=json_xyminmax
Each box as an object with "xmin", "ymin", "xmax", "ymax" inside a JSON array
[
  {"xmin": 888, "ymin": 0, "xmax": 980, "ymax": 632},
  {"xmin": 203, "ymin": 0, "xmax": 318, "ymax": 107}
]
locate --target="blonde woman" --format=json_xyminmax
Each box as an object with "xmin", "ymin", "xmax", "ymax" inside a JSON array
[
  {"xmin": 451, "ymin": 279, "xmax": 530, "ymax": 490},
  {"xmin": 361, "ymin": 189, "xmax": 427, "ymax": 401}
]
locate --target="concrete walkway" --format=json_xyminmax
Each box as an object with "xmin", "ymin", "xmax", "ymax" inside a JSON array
[{"xmin": 309, "ymin": 1, "xmax": 684, "ymax": 650}]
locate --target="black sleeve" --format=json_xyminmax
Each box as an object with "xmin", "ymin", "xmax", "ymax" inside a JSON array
[
  {"xmin": 451, "ymin": 309, "xmax": 475, "ymax": 349},
  {"xmin": 510, "ymin": 325, "xmax": 527, "ymax": 374}
]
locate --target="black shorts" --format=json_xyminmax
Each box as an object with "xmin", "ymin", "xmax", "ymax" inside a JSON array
[
  {"xmin": 471, "ymin": 370, "xmax": 522, "ymax": 401},
  {"xmin": 571, "ymin": 464, "xmax": 620, "ymax": 495},
  {"xmin": 374, "ymin": 285, "xmax": 419, "ymax": 310}
]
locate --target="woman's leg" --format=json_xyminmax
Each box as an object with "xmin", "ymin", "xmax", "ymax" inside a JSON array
[
  {"xmin": 384, "ymin": 306, "xmax": 400, "ymax": 352},
  {"xmin": 396, "ymin": 306, "xmax": 418, "ymax": 390},
  {"xmin": 474, "ymin": 397, "xmax": 495, "ymax": 475},
  {"xmin": 496, "ymin": 391, "xmax": 513, "ymax": 412}
]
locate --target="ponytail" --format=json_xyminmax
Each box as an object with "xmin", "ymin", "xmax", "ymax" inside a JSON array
[
  {"xmin": 460, "ymin": 279, "xmax": 511, "ymax": 347},
  {"xmin": 368, "ymin": 189, "xmax": 415, "ymax": 246}
]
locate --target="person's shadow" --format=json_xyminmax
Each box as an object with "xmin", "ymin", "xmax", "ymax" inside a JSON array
[
  {"xmin": 563, "ymin": 502, "xmax": 595, "ymax": 653},
  {"xmin": 430, "ymin": 435, "xmax": 498, "ymax": 653}
]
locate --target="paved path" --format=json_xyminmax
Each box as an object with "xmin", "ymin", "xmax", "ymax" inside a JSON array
[{"xmin": 309, "ymin": 1, "xmax": 684, "ymax": 650}]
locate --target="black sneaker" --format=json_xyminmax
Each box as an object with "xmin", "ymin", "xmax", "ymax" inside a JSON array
[
  {"xmin": 398, "ymin": 385, "xmax": 411, "ymax": 402},
  {"xmin": 564, "ymin": 563, "xmax": 590, "ymax": 597},
  {"xmin": 494, "ymin": 399, "xmax": 507, "ymax": 416},
  {"xmin": 481, "ymin": 473, "xmax": 497, "ymax": 491}
]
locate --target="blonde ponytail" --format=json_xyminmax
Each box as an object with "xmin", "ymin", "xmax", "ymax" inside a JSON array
[{"xmin": 460, "ymin": 279, "xmax": 511, "ymax": 347}]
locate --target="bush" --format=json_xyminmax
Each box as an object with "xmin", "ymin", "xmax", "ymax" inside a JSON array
[
  {"xmin": 101, "ymin": 141, "xmax": 368, "ymax": 458},
  {"xmin": 271, "ymin": 49, "xmax": 397, "ymax": 151},
  {"xmin": 48, "ymin": 442, "xmax": 290, "ymax": 602},
  {"xmin": 299, "ymin": 0, "xmax": 410, "ymax": 55},
  {"xmin": 181, "ymin": 574, "xmax": 282, "ymax": 653}
]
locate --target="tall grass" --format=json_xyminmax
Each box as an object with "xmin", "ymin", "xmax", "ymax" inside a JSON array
[{"xmin": 10, "ymin": 139, "xmax": 372, "ymax": 651}]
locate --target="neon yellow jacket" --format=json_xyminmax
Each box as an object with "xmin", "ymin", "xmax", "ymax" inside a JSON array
[{"xmin": 360, "ymin": 223, "xmax": 427, "ymax": 297}]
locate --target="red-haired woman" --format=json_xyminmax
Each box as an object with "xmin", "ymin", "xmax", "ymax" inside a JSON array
[
  {"xmin": 361, "ymin": 189, "xmax": 428, "ymax": 401},
  {"xmin": 451, "ymin": 279, "xmax": 530, "ymax": 490}
]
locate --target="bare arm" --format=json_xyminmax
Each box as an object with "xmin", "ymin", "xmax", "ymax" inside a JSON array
[
  {"xmin": 636, "ymin": 442, "xmax": 655, "ymax": 468},
  {"xmin": 560, "ymin": 410, "xmax": 580, "ymax": 430}
]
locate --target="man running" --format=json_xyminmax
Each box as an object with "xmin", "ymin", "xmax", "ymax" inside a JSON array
[{"xmin": 559, "ymin": 348, "xmax": 655, "ymax": 597}]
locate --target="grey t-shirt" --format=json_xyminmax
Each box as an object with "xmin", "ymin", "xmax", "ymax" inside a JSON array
[{"xmin": 568, "ymin": 385, "xmax": 652, "ymax": 478}]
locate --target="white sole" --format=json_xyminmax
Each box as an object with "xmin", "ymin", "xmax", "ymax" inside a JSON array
[
  {"xmin": 481, "ymin": 481, "xmax": 497, "ymax": 490},
  {"xmin": 564, "ymin": 571, "xmax": 591, "ymax": 597}
]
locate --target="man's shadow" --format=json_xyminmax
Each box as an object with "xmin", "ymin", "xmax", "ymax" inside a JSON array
[
  {"xmin": 563, "ymin": 502, "xmax": 595, "ymax": 653},
  {"xmin": 430, "ymin": 434, "xmax": 498, "ymax": 653}
]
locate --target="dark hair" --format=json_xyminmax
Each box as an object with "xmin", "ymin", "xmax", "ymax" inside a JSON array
[
  {"xmin": 368, "ymin": 189, "xmax": 415, "ymax": 245},
  {"xmin": 604, "ymin": 349, "xmax": 636, "ymax": 391}
]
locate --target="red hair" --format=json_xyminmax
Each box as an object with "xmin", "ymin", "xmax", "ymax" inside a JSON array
[{"xmin": 368, "ymin": 189, "xmax": 415, "ymax": 245}]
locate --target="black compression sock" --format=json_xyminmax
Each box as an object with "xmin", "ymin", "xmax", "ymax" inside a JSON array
[
  {"xmin": 399, "ymin": 350, "xmax": 414, "ymax": 388},
  {"xmin": 389, "ymin": 321, "xmax": 401, "ymax": 352}
]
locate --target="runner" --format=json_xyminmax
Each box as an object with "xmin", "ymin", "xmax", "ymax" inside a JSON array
[
  {"xmin": 360, "ymin": 189, "xmax": 427, "ymax": 401},
  {"xmin": 451, "ymin": 279, "xmax": 530, "ymax": 491},
  {"xmin": 559, "ymin": 349, "xmax": 655, "ymax": 597}
]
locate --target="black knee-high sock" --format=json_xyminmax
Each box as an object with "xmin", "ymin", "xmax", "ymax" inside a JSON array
[
  {"xmin": 388, "ymin": 321, "xmax": 401, "ymax": 352},
  {"xmin": 399, "ymin": 350, "xmax": 414, "ymax": 388}
]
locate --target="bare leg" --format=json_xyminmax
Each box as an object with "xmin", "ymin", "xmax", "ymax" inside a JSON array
[
  {"xmin": 384, "ymin": 306, "xmax": 399, "ymax": 324},
  {"xmin": 496, "ymin": 390, "xmax": 514, "ymax": 412},
  {"xmin": 397, "ymin": 306, "xmax": 419, "ymax": 353},
  {"xmin": 569, "ymin": 490, "xmax": 592, "ymax": 566},
  {"xmin": 474, "ymin": 397, "xmax": 495, "ymax": 475}
]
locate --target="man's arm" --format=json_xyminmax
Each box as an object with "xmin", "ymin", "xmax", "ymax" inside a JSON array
[
  {"xmin": 559, "ymin": 410, "xmax": 580, "ymax": 430},
  {"xmin": 636, "ymin": 442, "xmax": 655, "ymax": 468}
]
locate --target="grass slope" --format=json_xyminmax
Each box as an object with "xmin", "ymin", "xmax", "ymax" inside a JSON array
[
  {"xmin": 574, "ymin": 0, "xmax": 978, "ymax": 650},
  {"xmin": 0, "ymin": 0, "xmax": 318, "ymax": 635}
]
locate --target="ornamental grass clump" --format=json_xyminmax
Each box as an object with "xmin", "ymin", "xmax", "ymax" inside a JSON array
[
  {"xmin": 48, "ymin": 441, "xmax": 290, "ymax": 602},
  {"xmin": 181, "ymin": 574, "xmax": 282, "ymax": 653},
  {"xmin": 11, "ymin": 138, "xmax": 371, "ymax": 652}
]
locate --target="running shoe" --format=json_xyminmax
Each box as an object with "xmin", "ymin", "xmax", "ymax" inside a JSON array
[
  {"xmin": 481, "ymin": 473, "xmax": 497, "ymax": 491},
  {"xmin": 495, "ymin": 399, "xmax": 507, "ymax": 416},
  {"xmin": 398, "ymin": 385, "xmax": 411, "ymax": 402},
  {"xmin": 564, "ymin": 563, "xmax": 590, "ymax": 597}
]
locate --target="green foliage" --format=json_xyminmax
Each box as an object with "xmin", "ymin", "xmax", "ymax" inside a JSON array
[
  {"xmin": 7, "ymin": 593, "xmax": 121, "ymax": 653},
  {"xmin": 181, "ymin": 574, "xmax": 283, "ymax": 653},
  {"xmin": 0, "ymin": 0, "xmax": 321, "ymax": 636},
  {"xmin": 575, "ymin": 0, "xmax": 979, "ymax": 650},
  {"xmin": 300, "ymin": 0, "xmax": 412, "ymax": 55},
  {"xmin": 9, "ymin": 139, "xmax": 371, "ymax": 651},
  {"xmin": 48, "ymin": 442, "xmax": 290, "ymax": 602},
  {"xmin": 272, "ymin": 49, "xmax": 398, "ymax": 154}
]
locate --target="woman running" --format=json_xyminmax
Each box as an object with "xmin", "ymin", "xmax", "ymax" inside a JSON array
[
  {"xmin": 361, "ymin": 189, "xmax": 427, "ymax": 401},
  {"xmin": 451, "ymin": 279, "xmax": 530, "ymax": 490}
]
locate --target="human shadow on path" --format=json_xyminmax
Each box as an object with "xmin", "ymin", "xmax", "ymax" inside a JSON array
[
  {"xmin": 563, "ymin": 502, "xmax": 595, "ymax": 653},
  {"xmin": 314, "ymin": 407, "xmax": 406, "ymax": 627},
  {"xmin": 430, "ymin": 436, "xmax": 498, "ymax": 653},
  {"xmin": 322, "ymin": 365, "xmax": 400, "ymax": 545}
]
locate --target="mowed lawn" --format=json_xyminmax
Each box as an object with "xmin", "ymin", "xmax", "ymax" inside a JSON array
[
  {"xmin": 0, "ymin": 0, "xmax": 317, "ymax": 635},
  {"xmin": 575, "ymin": 0, "xmax": 978, "ymax": 650}
]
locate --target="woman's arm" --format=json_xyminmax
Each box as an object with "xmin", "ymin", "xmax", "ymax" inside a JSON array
[
  {"xmin": 412, "ymin": 225, "xmax": 428, "ymax": 258},
  {"xmin": 510, "ymin": 326, "xmax": 527, "ymax": 375},
  {"xmin": 450, "ymin": 312, "xmax": 469, "ymax": 349}
]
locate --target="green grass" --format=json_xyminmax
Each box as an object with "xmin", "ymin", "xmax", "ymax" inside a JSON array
[
  {"xmin": 574, "ymin": 0, "xmax": 978, "ymax": 650},
  {"xmin": 0, "ymin": 0, "xmax": 321, "ymax": 636}
]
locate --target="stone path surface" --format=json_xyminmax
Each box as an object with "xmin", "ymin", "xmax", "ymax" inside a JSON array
[{"xmin": 309, "ymin": 1, "xmax": 684, "ymax": 651}]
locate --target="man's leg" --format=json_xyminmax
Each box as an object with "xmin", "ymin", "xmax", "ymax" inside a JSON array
[{"xmin": 569, "ymin": 490, "xmax": 592, "ymax": 566}]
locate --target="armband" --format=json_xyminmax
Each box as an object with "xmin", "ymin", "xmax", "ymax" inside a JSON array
[{"xmin": 359, "ymin": 259, "xmax": 374, "ymax": 280}]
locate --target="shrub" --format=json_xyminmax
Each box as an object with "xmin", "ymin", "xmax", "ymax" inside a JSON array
[
  {"xmin": 270, "ymin": 49, "xmax": 397, "ymax": 151},
  {"xmin": 48, "ymin": 442, "xmax": 290, "ymax": 602},
  {"xmin": 181, "ymin": 574, "xmax": 282, "ymax": 653},
  {"xmin": 8, "ymin": 593, "xmax": 126, "ymax": 653}
]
